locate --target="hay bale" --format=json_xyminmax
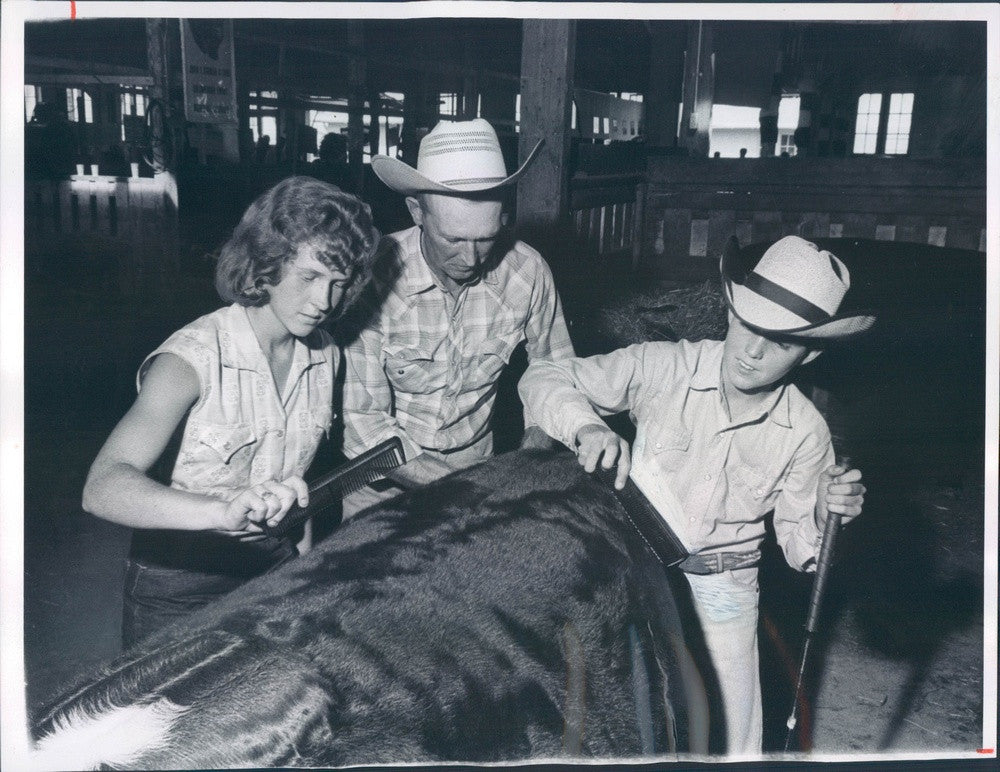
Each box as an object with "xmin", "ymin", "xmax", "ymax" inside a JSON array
[{"xmin": 596, "ymin": 279, "xmax": 728, "ymax": 348}]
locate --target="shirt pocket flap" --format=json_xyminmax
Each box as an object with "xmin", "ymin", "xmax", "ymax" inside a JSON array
[
  {"xmin": 195, "ymin": 423, "xmax": 257, "ymax": 464},
  {"xmin": 733, "ymin": 465, "xmax": 778, "ymax": 501},
  {"xmin": 385, "ymin": 349, "xmax": 447, "ymax": 394},
  {"xmin": 649, "ymin": 427, "xmax": 691, "ymax": 455}
]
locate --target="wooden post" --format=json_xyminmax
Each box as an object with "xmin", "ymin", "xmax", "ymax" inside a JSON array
[
  {"xmin": 368, "ymin": 91, "xmax": 382, "ymax": 158},
  {"xmin": 400, "ymin": 74, "xmax": 439, "ymax": 167},
  {"xmin": 644, "ymin": 21, "xmax": 686, "ymax": 148},
  {"xmin": 347, "ymin": 22, "xmax": 366, "ymax": 194},
  {"xmin": 461, "ymin": 34, "xmax": 479, "ymax": 120},
  {"xmin": 143, "ymin": 18, "xmax": 179, "ymax": 306},
  {"xmin": 516, "ymin": 19, "xmax": 576, "ymax": 227},
  {"xmin": 679, "ymin": 20, "xmax": 715, "ymax": 157}
]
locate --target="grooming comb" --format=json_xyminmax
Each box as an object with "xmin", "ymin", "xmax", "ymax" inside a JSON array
[
  {"xmin": 591, "ymin": 466, "xmax": 689, "ymax": 567},
  {"xmin": 261, "ymin": 437, "xmax": 405, "ymax": 539}
]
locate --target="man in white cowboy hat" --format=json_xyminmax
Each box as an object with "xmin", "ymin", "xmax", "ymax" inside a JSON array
[
  {"xmin": 517, "ymin": 235, "xmax": 875, "ymax": 755},
  {"xmin": 339, "ymin": 118, "xmax": 575, "ymax": 517}
]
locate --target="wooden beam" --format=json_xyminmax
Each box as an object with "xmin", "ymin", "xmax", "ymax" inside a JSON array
[
  {"xmin": 679, "ymin": 21, "xmax": 715, "ymax": 158},
  {"xmin": 516, "ymin": 19, "xmax": 576, "ymax": 227},
  {"xmin": 347, "ymin": 22, "xmax": 366, "ymax": 193},
  {"xmin": 644, "ymin": 22, "xmax": 685, "ymax": 148}
]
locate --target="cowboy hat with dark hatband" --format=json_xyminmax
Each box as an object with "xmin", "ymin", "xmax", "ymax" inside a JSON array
[
  {"xmin": 371, "ymin": 118, "xmax": 543, "ymax": 195},
  {"xmin": 721, "ymin": 235, "xmax": 876, "ymax": 339}
]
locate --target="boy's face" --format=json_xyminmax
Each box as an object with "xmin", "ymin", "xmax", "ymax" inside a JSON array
[{"xmin": 721, "ymin": 312, "xmax": 817, "ymax": 395}]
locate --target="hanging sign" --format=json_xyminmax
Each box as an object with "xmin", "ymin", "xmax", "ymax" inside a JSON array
[{"xmin": 180, "ymin": 19, "xmax": 238, "ymax": 123}]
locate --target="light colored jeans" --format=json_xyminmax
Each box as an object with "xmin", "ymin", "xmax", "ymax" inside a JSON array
[
  {"xmin": 341, "ymin": 436, "xmax": 492, "ymax": 520},
  {"xmin": 684, "ymin": 568, "xmax": 762, "ymax": 756}
]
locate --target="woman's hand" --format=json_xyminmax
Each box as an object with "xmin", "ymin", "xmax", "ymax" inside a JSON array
[
  {"xmin": 574, "ymin": 424, "xmax": 631, "ymax": 490},
  {"xmin": 215, "ymin": 476, "xmax": 309, "ymax": 540}
]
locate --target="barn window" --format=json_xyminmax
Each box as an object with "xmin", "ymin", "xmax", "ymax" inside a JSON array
[
  {"xmin": 248, "ymin": 90, "xmax": 278, "ymax": 145},
  {"xmin": 853, "ymin": 93, "xmax": 881, "ymax": 154},
  {"xmin": 438, "ymin": 93, "xmax": 459, "ymax": 117},
  {"xmin": 24, "ymin": 85, "xmax": 41, "ymax": 122},
  {"xmin": 120, "ymin": 87, "xmax": 149, "ymax": 142},
  {"xmin": 883, "ymin": 92, "xmax": 913, "ymax": 154},
  {"xmin": 853, "ymin": 92, "xmax": 913, "ymax": 155},
  {"xmin": 66, "ymin": 88, "xmax": 93, "ymax": 124}
]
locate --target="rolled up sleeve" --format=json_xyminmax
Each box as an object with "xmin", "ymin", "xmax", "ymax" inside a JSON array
[
  {"xmin": 773, "ymin": 425, "xmax": 835, "ymax": 572},
  {"xmin": 518, "ymin": 344, "xmax": 652, "ymax": 450}
]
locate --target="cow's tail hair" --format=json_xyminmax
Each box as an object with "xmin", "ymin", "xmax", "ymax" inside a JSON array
[{"xmin": 30, "ymin": 697, "xmax": 186, "ymax": 771}]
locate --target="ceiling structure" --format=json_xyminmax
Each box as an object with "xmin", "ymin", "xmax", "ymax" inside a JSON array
[{"xmin": 24, "ymin": 18, "xmax": 985, "ymax": 108}]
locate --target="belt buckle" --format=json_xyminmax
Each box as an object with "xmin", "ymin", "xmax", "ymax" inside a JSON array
[{"xmin": 715, "ymin": 552, "xmax": 724, "ymax": 573}]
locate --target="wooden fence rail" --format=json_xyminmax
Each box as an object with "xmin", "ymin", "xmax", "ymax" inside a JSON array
[
  {"xmin": 25, "ymin": 174, "xmax": 179, "ymax": 301},
  {"xmin": 569, "ymin": 172, "xmax": 645, "ymax": 268}
]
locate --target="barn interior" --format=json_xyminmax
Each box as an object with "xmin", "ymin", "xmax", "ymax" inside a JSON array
[{"xmin": 18, "ymin": 11, "xmax": 990, "ymax": 759}]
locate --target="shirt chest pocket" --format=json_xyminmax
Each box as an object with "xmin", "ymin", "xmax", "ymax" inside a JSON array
[
  {"xmin": 385, "ymin": 349, "xmax": 448, "ymax": 396},
  {"xmin": 471, "ymin": 336, "xmax": 519, "ymax": 384},
  {"xmin": 647, "ymin": 427, "xmax": 691, "ymax": 471},
  {"xmin": 179, "ymin": 421, "xmax": 258, "ymax": 488},
  {"xmin": 728, "ymin": 464, "xmax": 782, "ymax": 519}
]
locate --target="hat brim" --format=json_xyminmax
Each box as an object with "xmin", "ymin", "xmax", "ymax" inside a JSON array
[
  {"xmin": 371, "ymin": 139, "xmax": 544, "ymax": 195},
  {"xmin": 720, "ymin": 246, "xmax": 876, "ymax": 340},
  {"xmin": 722, "ymin": 281, "xmax": 876, "ymax": 339}
]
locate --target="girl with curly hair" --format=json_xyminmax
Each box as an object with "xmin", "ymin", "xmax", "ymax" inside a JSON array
[{"xmin": 82, "ymin": 176, "xmax": 380, "ymax": 647}]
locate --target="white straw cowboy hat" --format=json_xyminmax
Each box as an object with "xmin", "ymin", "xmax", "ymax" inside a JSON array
[
  {"xmin": 371, "ymin": 118, "xmax": 543, "ymax": 195},
  {"xmin": 721, "ymin": 235, "xmax": 876, "ymax": 339}
]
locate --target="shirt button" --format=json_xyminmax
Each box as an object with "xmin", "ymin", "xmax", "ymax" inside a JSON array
[
  {"xmin": 276, "ymin": 430, "xmax": 284, "ymax": 437},
  {"xmin": 704, "ymin": 473, "xmax": 712, "ymax": 481},
  {"xmin": 223, "ymin": 442, "xmax": 231, "ymax": 450},
  {"xmin": 655, "ymin": 441, "xmax": 662, "ymax": 449},
  {"xmin": 689, "ymin": 516, "xmax": 696, "ymax": 523},
  {"xmin": 756, "ymin": 488, "xmax": 764, "ymax": 496}
]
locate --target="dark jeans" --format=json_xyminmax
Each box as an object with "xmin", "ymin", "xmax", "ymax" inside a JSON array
[{"xmin": 121, "ymin": 550, "xmax": 295, "ymax": 649}]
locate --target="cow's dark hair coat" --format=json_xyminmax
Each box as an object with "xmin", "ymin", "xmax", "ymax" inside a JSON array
[{"xmin": 33, "ymin": 450, "xmax": 707, "ymax": 768}]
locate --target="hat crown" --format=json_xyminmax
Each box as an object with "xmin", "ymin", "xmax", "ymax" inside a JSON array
[
  {"xmin": 753, "ymin": 236, "xmax": 850, "ymax": 316},
  {"xmin": 721, "ymin": 234, "xmax": 875, "ymax": 339},
  {"xmin": 416, "ymin": 119, "xmax": 510, "ymax": 190}
]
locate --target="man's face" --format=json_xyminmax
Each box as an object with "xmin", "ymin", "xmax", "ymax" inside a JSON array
[
  {"xmin": 407, "ymin": 194, "xmax": 503, "ymax": 293},
  {"xmin": 721, "ymin": 312, "xmax": 815, "ymax": 396}
]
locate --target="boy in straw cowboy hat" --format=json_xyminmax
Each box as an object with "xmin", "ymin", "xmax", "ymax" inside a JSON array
[
  {"xmin": 339, "ymin": 119, "xmax": 575, "ymax": 517},
  {"xmin": 518, "ymin": 235, "xmax": 875, "ymax": 754}
]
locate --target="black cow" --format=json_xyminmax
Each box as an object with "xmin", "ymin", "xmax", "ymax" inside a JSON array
[{"xmin": 31, "ymin": 449, "xmax": 708, "ymax": 769}]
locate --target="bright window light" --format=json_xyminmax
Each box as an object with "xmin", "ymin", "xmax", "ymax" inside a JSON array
[{"xmin": 853, "ymin": 92, "xmax": 882, "ymax": 154}]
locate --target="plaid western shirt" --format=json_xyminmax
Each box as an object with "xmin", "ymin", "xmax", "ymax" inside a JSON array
[
  {"xmin": 341, "ymin": 225, "xmax": 575, "ymax": 462},
  {"xmin": 518, "ymin": 339, "xmax": 832, "ymax": 572}
]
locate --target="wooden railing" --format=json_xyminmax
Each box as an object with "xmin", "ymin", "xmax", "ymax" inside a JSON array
[
  {"xmin": 569, "ymin": 172, "xmax": 645, "ymax": 267},
  {"xmin": 25, "ymin": 173, "xmax": 179, "ymax": 300}
]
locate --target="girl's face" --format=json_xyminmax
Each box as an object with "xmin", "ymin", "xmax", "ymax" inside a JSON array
[{"xmin": 264, "ymin": 241, "xmax": 352, "ymax": 338}]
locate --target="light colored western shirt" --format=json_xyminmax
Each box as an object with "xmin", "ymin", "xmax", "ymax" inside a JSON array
[
  {"xmin": 518, "ymin": 338, "xmax": 831, "ymax": 571},
  {"xmin": 137, "ymin": 303, "xmax": 335, "ymax": 501},
  {"xmin": 341, "ymin": 225, "xmax": 575, "ymax": 461}
]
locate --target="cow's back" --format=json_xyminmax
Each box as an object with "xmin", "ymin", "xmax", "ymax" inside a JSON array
[{"xmin": 32, "ymin": 450, "xmax": 706, "ymax": 768}]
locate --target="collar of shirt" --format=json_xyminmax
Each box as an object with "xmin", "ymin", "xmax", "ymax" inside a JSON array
[
  {"xmin": 687, "ymin": 340, "xmax": 793, "ymax": 430},
  {"xmin": 217, "ymin": 304, "xmax": 329, "ymax": 381},
  {"xmin": 392, "ymin": 225, "xmax": 503, "ymax": 300}
]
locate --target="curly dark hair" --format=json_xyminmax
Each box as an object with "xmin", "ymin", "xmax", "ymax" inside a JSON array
[{"xmin": 215, "ymin": 176, "xmax": 380, "ymax": 317}]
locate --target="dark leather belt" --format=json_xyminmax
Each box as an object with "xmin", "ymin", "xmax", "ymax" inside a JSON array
[{"xmin": 678, "ymin": 549, "xmax": 761, "ymax": 575}]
